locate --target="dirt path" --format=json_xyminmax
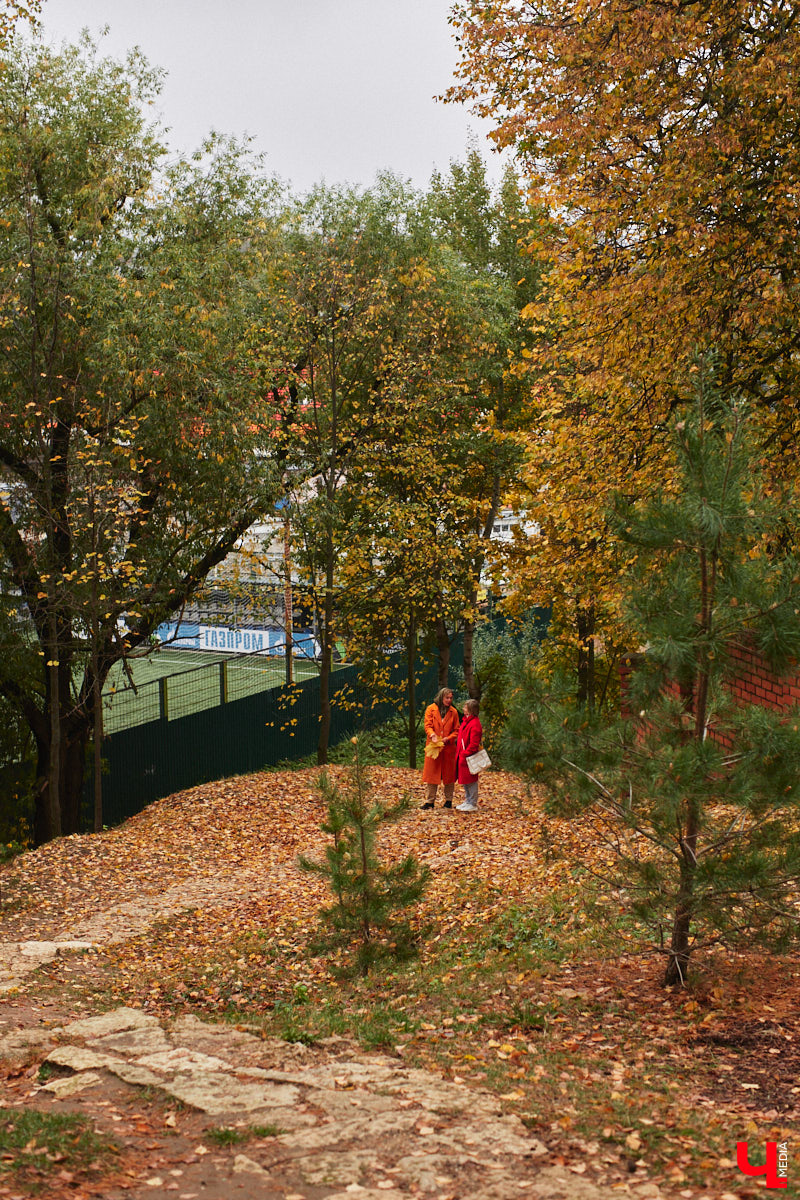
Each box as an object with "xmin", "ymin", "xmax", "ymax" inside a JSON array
[{"xmin": 0, "ymin": 860, "xmax": 293, "ymax": 992}]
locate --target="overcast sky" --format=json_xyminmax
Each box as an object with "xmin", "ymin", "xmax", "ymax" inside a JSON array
[{"xmin": 37, "ymin": 0, "xmax": 504, "ymax": 194}]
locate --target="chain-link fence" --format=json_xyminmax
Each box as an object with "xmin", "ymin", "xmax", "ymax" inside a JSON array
[{"xmin": 101, "ymin": 646, "xmax": 324, "ymax": 734}]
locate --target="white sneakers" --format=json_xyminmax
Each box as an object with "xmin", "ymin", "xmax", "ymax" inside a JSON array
[{"xmin": 456, "ymin": 802, "xmax": 478, "ymax": 812}]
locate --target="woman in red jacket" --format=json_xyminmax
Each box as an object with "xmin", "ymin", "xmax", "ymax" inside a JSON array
[
  {"xmin": 421, "ymin": 688, "xmax": 459, "ymax": 809},
  {"xmin": 455, "ymin": 698, "xmax": 483, "ymax": 812}
]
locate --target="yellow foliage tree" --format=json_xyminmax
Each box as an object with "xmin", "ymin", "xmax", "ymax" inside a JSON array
[{"xmin": 449, "ymin": 0, "xmax": 800, "ymax": 686}]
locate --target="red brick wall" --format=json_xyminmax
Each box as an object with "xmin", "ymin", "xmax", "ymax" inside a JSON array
[
  {"xmin": 619, "ymin": 644, "xmax": 800, "ymax": 743},
  {"xmin": 725, "ymin": 641, "xmax": 800, "ymax": 712}
]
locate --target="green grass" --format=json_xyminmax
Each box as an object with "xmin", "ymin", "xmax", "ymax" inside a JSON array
[
  {"xmin": 0, "ymin": 841, "xmax": 27, "ymax": 863},
  {"xmin": 262, "ymin": 991, "xmax": 419, "ymax": 1050},
  {"xmin": 205, "ymin": 1122, "xmax": 284, "ymax": 1145},
  {"xmin": 272, "ymin": 713, "xmax": 420, "ymax": 771},
  {"xmin": 0, "ymin": 1107, "xmax": 117, "ymax": 1188}
]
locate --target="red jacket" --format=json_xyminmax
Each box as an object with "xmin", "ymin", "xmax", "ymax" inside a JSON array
[{"xmin": 456, "ymin": 714, "xmax": 483, "ymax": 784}]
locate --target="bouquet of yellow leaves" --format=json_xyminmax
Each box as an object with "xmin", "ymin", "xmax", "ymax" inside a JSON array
[{"xmin": 425, "ymin": 735, "xmax": 444, "ymax": 760}]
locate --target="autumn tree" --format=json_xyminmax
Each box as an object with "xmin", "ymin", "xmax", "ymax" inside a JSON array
[
  {"xmin": 449, "ymin": 1, "xmax": 800, "ymax": 679},
  {"xmin": 261, "ymin": 161, "xmax": 543, "ymax": 762},
  {"xmin": 503, "ymin": 365, "xmax": 800, "ymax": 984},
  {"xmin": 329, "ymin": 198, "xmax": 515, "ymax": 757},
  {"xmin": 261, "ymin": 182, "xmax": 407, "ymax": 763},
  {"xmin": 0, "ymin": 0, "xmax": 38, "ymax": 47},
  {"xmin": 0, "ymin": 38, "xmax": 281, "ymax": 843},
  {"xmin": 265, "ymin": 179, "xmax": 492, "ymax": 762},
  {"xmin": 338, "ymin": 446, "xmax": 478, "ymax": 769}
]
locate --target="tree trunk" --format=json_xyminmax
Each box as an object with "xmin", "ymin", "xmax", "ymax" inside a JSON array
[
  {"xmin": 33, "ymin": 746, "xmax": 51, "ymax": 848},
  {"xmin": 317, "ymin": 536, "xmax": 335, "ymax": 765},
  {"xmin": 464, "ymin": 474, "xmax": 501, "ymax": 701},
  {"xmin": 435, "ymin": 615, "xmax": 450, "ymax": 689},
  {"xmin": 35, "ymin": 717, "xmax": 88, "ymax": 845},
  {"xmin": 91, "ymin": 543, "xmax": 103, "ymax": 832},
  {"xmin": 664, "ymin": 885, "xmax": 693, "ymax": 985},
  {"xmin": 463, "ymin": 617, "xmax": 479, "ymax": 699},
  {"xmin": 93, "ymin": 673, "xmax": 103, "ymax": 834},
  {"xmin": 576, "ymin": 602, "xmax": 596, "ymax": 710},
  {"xmin": 462, "ymin": 584, "xmax": 480, "ymax": 699},
  {"xmin": 407, "ymin": 613, "xmax": 417, "ymax": 769},
  {"xmin": 43, "ymin": 603, "xmax": 63, "ymax": 844},
  {"xmin": 47, "ymin": 660, "xmax": 61, "ymax": 843},
  {"xmin": 61, "ymin": 731, "xmax": 86, "ymax": 835},
  {"xmin": 665, "ymin": 546, "xmax": 712, "ymax": 985},
  {"xmin": 664, "ymin": 818, "xmax": 698, "ymax": 986}
]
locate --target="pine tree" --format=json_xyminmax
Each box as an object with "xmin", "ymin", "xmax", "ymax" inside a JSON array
[
  {"xmin": 299, "ymin": 740, "xmax": 430, "ymax": 976},
  {"xmin": 504, "ymin": 361, "xmax": 800, "ymax": 985}
]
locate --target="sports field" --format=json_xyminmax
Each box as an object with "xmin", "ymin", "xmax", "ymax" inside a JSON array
[{"xmin": 102, "ymin": 648, "xmax": 322, "ymax": 734}]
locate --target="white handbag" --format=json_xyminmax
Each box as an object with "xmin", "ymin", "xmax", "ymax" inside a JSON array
[{"xmin": 466, "ymin": 747, "xmax": 491, "ymax": 774}]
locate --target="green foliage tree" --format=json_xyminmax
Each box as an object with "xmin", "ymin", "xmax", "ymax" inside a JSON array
[
  {"xmin": 263, "ymin": 180, "xmax": 427, "ymax": 763},
  {"xmin": 267, "ymin": 177, "xmax": 495, "ymax": 762},
  {"xmin": 471, "ymin": 613, "xmax": 548, "ymax": 758},
  {"xmin": 298, "ymin": 740, "xmax": 430, "ymax": 976},
  {"xmin": 262, "ymin": 157, "xmax": 545, "ymax": 766},
  {"xmin": 333, "ymin": 152, "xmax": 546, "ymax": 753},
  {"xmin": 0, "ymin": 37, "xmax": 280, "ymax": 842},
  {"xmin": 426, "ymin": 151, "xmax": 543, "ymax": 694},
  {"xmin": 503, "ymin": 363, "xmax": 800, "ymax": 985},
  {"xmin": 330, "ymin": 237, "xmax": 496, "ymax": 761},
  {"xmin": 337, "ymin": 470, "xmax": 475, "ymax": 768}
]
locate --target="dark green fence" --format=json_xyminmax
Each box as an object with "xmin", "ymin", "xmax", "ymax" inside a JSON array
[
  {"xmin": 81, "ymin": 611, "xmax": 558, "ymax": 831},
  {"xmin": 86, "ymin": 638, "xmax": 463, "ymax": 830}
]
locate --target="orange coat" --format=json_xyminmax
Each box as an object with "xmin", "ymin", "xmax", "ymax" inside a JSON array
[{"xmin": 421, "ymin": 702, "xmax": 459, "ymax": 785}]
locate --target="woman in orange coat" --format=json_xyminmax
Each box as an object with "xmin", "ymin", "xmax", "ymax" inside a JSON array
[{"xmin": 421, "ymin": 687, "xmax": 459, "ymax": 809}]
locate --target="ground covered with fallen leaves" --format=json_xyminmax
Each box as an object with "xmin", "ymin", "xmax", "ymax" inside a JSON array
[{"xmin": 0, "ymin": 764, "xmax": 798, "ymax": 1198}]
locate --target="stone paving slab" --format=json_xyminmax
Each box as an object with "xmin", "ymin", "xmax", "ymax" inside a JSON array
[
  {"xmin": 40, "ymin": 1069, "xmax": 104, "ymax": 1098},
  {"xmin": 0, "ymin": 940, "xmax": 96, "ymax": 992}
]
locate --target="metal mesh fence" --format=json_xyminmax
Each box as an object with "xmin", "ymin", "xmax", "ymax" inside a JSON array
[{"xmin": 101, "ymin": 646, "xmax": 324, "ymax": 734}]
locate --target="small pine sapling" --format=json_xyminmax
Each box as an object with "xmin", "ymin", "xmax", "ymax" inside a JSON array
[{"xmin": 299, "ymin": 738, "xmax": 430, "ymax": 975}]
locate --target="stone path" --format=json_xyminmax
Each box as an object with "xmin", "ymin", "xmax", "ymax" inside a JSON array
[
  {"xmin": 0, "ymin": 863, "xmax": 291, "ymax": 992},
  {"xmin": 0, "ymin": 1005, "xmax": 665, "ymax": 1200}
]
